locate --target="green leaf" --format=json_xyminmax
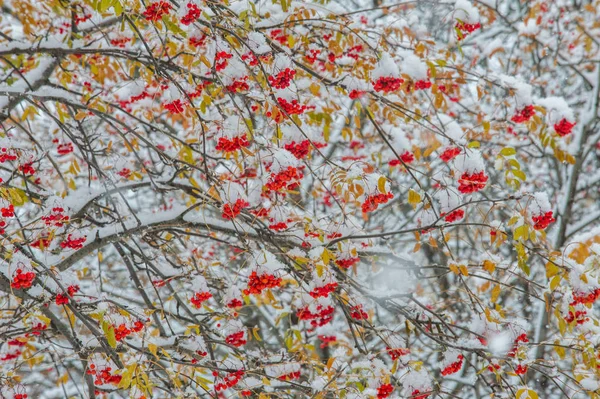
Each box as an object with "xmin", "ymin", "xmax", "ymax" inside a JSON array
[{"xmin": 102, "ymin": 320, "xmax": 117, "ymax": 348}]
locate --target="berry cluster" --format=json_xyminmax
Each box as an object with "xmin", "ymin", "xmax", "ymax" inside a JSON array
[
  {"xmin": 362, "ymin": 192, "xmax": 393, "ymax": 213},
  {"xmin": 348, "ymin": 89, "xmax": 366, "ymax": 99},
  {"xmin": 411, "ymin": 390, "xmax": 431, "ymax": 399},
  {"xmin": 309, "ymin": 282, "xmax": 338, "ymax": 298},
  {"xmin": 440, "ymin": 147, "xmax": 461, "ymax": 162},
  {"xmin": 57, "ymin": 142, "xmax": 74, "ymax": 155},
  {"xmin": 226, "ymin": 77, "xmax": 249, "ymax": 93},
  {"xmin": 487, "ymin": 363, "xmax": 501, "ymax": 373},
  {"xmin": 441, "ymin": 354, "xmax": 464, "ymax": 376},
  {"xmin": 373, "ymin": 76, "xmax": 404, "ymax": 93},
  {"xmin": 457, "ymin": 171, "xmax": 488, "ymax": 194},
  {"xmin": 511, "ymin": 105, "xmax": 535, "ymax": 123},
  {"xmin": 110, "ymin": 37, "xmax": 131, "ymax": 47},
  {"xmin": 349, "ymin": 304, "xmax": 369, "ymax": 320},
  {"xmin": 243, "ymin": 271, "xmax": 282, "ymax": 295},
  {"xmin": 389, "ymin": 151, "xmax": 415, "ymax": 166},
  {"xmin": 531, "ymin": 210, "xmax": 555, "ymax": 230},
  {"xmin": 164, "ymin": 99, "xmax": 185, "ymax": 114},
  {"xmin": 277, "ymin": 97, "xmax": 310, "ymax": 115},
  {"xmin": 117, "ymin": 168, "xmax": 132, "ymax": 178},
  {"xmin": 242, "ymin": 52, "xmax": 259, "ymax": 66},
  {"xmin": 571, "ymin": 288, "xmax": 600, "ymax": 305},
  {"xmin": 442, "ymin": 209, "xmax": 464, "ymax": 223},
  {"xmin": 565, "ymin": 309, "xmax": 589, "ymax": 324},
  {"xmin": 265, "ymin": 166, "xmax": 303, "ymax": 192},
  {"xmin": 387, "ymin": 347, "xmax": 410, "ymax": 361},
  {"xmin": 11, "ymin": 269, "xmax": 36, "ymax": 290},
  {"xmin": 142, "ymin": 1, "xmax": 172, "ymax": 21},
  {"xmin": 222, "ymin": 199, "xmax": 250, "ymax": 220},
  {"xmin": 268, "ymin": 68, "xmax": 296, "ymax": 89},
  {"xmin": 335, "ymin": 257, "xmax": 360, "ymax": 269},
  {"xmin": 0, "ymin": 147, "xmax": 18, "ymax": 163},
  {"xmin": 225, "ymin": 331, "xmax": 246, "ymax": 347},
  {"xmin": 268, "ymin": 221, "xmax": 289, "ymax": 231},
  {"xmin": 87, "ymin": 364, "xmax": 122, "ymax": 385},
  {"xmin": 456, "ymin": 22, "xmax": 481, "ymax": 40},
  {"xmin": 113, "ymin": 320, "xmax": 144, "ymax": 341},
  {"xmin": 215, "ymin": 134, "xmax": 250, "ymax": 152},
  {"xmin": 514, "ymin": 364, "xmax": 528, "ymax": 375},
  {"xmin": 19, "ymin": 162, "xmax": 35, "ymax": 175},
  {"xmin": 227, "ymin": 298, "xmax": 243, "ymax": 308},
  {"xmin": 55, "ymin": 285, "xmax": 80, "ymax": 305},
  {"xmin": 414, "ymin": 80, "xmax": 432, "ymax": 90},
  {"xmin": 377, "ymin": 383, "xmax": 394, "ymax": 399},
  {"xmin": 190, "ymin": 291, "xmax": 212, "ymax": 308},
  {"xmin": 318, "ymin": 335, "xmax": 337, "ymax": 348},
  {"xmin": 554, "ymin": 118, "xmax": 576, "ymax": 136},
  {"xmin": 60, "ymin": 234, "xmax": 86, "ymax": 250},
  {"xmin": 1, "ymin": 204, "xmax": 14, "ymax": 234},
  {"xmin": 297, "ymin": 304, "xmax": 335, "ymax": 328},
  {"xmin": 214, "ymin": 370, "xmax": 245, "ymax": 391},
  {"xmin": 180, "ymin": 3, "xmax": 201, "ymax": 25},
  {"xmin": 215, "ymin": 51, "xmax": 232, "ymax": 71},
  {"xmin": 42, "ymin": 207, "xmax": 69, "ymax": 227},
  {"xmin": 507, "ymin": 333, "xmax": 528, "ymax": 357},
  {"xmin": 283, "ymin": 140, "xmax": 325, "ymax": 159}
]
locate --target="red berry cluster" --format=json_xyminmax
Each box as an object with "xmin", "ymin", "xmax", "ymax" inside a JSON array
[
  {"xmin": 113, "ymin": 320, "xmax": 144, "ymax": 342},
  {"xmin": 117, "ymin": 168, "xmax": 131, "ymax": 178},
  {"xmin": 441, "ymin": 354, "xmax": 464, "ymax": 376},
  {"xmin": 87, "ymin": 364, "xmax": 122, "ymax": 385},
  {"xmin": 284, "ymin": 140, "xmax": 312, "ymax": 159},
  {"xmin": 377, "ymin": 383, "xmax": 394, "ymax": 399},
  {"xmin": 414, "ymin": 80, "xmax": 432, "ymax": 90},
  {"xmin": 457, "ymin": 171, "xmax": 488, "ymax": 194},
  {"xmin": 305, "ymin": 49, "xmax": 321, "ymax": 64},
  {"xmin": 42, "ymin": 207, "xmax": 69, "ymax": 227},
  {"xmin": 180, "ymin": 3, "xmax": 201, "ymax": 25},
  {"xmin": 215, "ymin": 134, "xmax": 250, "ymax": 152},
  {"xmin": 215, "ymin": 51, "xmax": 232, "ymax": 71},
  {"xmin": 265, "ymin": 166, "xmax": 303, "ymax": 192},
  {"xmin": 143, "ymin": 1, "xmax": 172, "ymax": 21},
  {"xmin": 110, "ymin": 37, "xmax": 131, "ymax": 47},
  {"xmin": 225, "ymin": 331, "xmax": 246, "ymax": 347},
  {"xmin": 190, "ymin": 291, "xmax": 212, "ymax": 308},
  {"xmin": 318, "ymin": 335, "xmax": 337, "ymax": 348},
  {"xmin": 349, "ymin": 89, "xmax": 366, "ymax": 99},
  {"xmin": 309, "ymin": 282, "xmax": 338, "ymax": 298},
  {"xmin": 269, "ymin": 29, "xmax": 289, "ymax": 46},
  {"xmin": 268, "ymin": 222, "xmax": 289, "ymax": 231},
  {"xmin": 335, "ymin": 257, "xmax": 360, "ymax": 269},
  {"xmin": 571, "ymin": 289, "xmax": 600, "ymax": 305},
  {"xmin": 268, "ymin": 68, "xmax": 296, "ymax": 89},
  {"xmin": 440, "ymin": 147, "xmax": 461, "ymax": 162},
  {"xmin": 164, "ymin": 99, "xmax": 185, "ymax": 114},
  {"xmin": 278, "ymin": 370, "xmax": 301, "ymax": 380},
  {"xmin": 226, "ymin": 77, "xmax": 250, "ymax": 93},
  {"xmin": 31, "ymin": 236, "xmax": 52, "ymax": 249},
  {"xmin": 349, "ymin": 304, "xmax": 368, "ymax": 320},
  {"xmin": 511, "ymin": 105, "xmax": 535, "ymax": 123},
  {"xmin": 55, "ymin": 285, "xmax": 80, "ymax": 305},
  {"xmin": 242, "ymin": 52, "xmax": 259, "ymax": 66},
  {"xmin": 565, "ymin": 309, "xmax": 589, "ymax": 324},
  {"xmin": 297, "ymin": 304, "xmax": 335, "ymax": 329},
  {"xmin": 214, "ymin": 370, "xmax": 245, "ymax": 391},
  {"xmin": 0, "ymin": 147, "xmax": 18, "ymax": 163},
  {"xmin": 19, "ymin": 162, "xmax": 35, "ymax": 175},
  {"xmin": 277, "ymin": 97, "xmax": 310, "ymax": 115},
  {"xmin": 442, "ymin": 209, "xmax": 464, "ymax": 223},
  {"xmin": 531, "ymin": 210, "xmax": 555, "ymax": 230},
  {"xmin": 14, "ymin": 394, "xmax": 28, "ymax": 399},
  {"xmin": 554, "ymin": 118, "xmax": 576, "ymax": 136},
  {"xmin": 362, "ymin": 192, "xmax": 393, "ymax": 213},
  {"xmin": 60, "ymin": 234, "xmax": 86, "ymax": 250},
  {"xmin": 57, "ymin": 143, "xmax": 74, "ymax": 155},
  {"xmin": 222, "ymin": 199, "xmax": 250, "ymax": 219},
  {"xmin": 507, "ymin": 334, "xmax": 528, "ymax": 357},
  {"xmin": 387, "ymin": 347, "xmax": 410, "ymax": 361},
  {"xmin": 189, "ymin": 35, "xmax": 207, "ymax": 48},
  {"xmin": 0, "ymin": 204, "xmax": 14, "ymax": 234},
  {"xmin": 373, "ymin": 76, "xmax": 404, "ymax": 93},
  {"xmin": 227, "ymin": 298, "xmax": 243, "ymax": 308},
  {"xmin": 456, "ymin": 22, "xmax": 481, "ymax": 40},
  {"xmin": 411, "ymin": 389, "xmax": 431, "ymax": 399},
  {"xmin": 11, "ymin": 269, "xmax": 35, "ymax": 289},
  {"xmin": 514, "ymin": 364, "xmax": 528, "ymax": 375},
  {"xmin": 345, "ymin": 45, "xmax": 363, "ymax": 60},
  {"xmin": 389, "ymin": 151, "xmax": 415, "ymax": 166},
  {"xmin": 487, "ymin": 363, "xmax": 500, "ymax": 373},
  {"xmin": 243, "ymin": 271, "xmax": 282, "ymax": 295},
  {"xmin": 117, "ymin": 90, "xmax": 150, "ymax": 109}
]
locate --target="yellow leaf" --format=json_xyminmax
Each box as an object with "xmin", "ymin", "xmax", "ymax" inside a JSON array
[
  {"xmin": 148, "ymin": 343, "xmax": 159, "ymax": 359},
  {"xmin": 101, "ymin": 320, "xmax": 117, "ymax": 348},
  {"xmin": 491, "ymin": 285, "xmax": 501, "ymax": 303},
  {"xmin": 449, "ymin": 264, "xmax": 459, "ymax": 275},
  {"xmin": 408, "ymin": 189, "xmax": 421, "ymax": 209},
  {"xmin": 515, "ymin": 388, "xmax": 539, "ymax": 399},
  {"xmin": 483, "ymin": 260, "xmax": 496, "ymax": 273},
  {"xmin": 459, "ymin": 265, "xmax": 469, "ymax": 276},
  {"xmin": 252, "ymin": 327, "xmax": 262, "ymax": 342},
  {"xmin": 545, "ymin": 262, "xmax": 560, "ymax": 278},
  {"xmin": 378, "ymin": 176, "xmax": 387, "ymax": 194}
]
